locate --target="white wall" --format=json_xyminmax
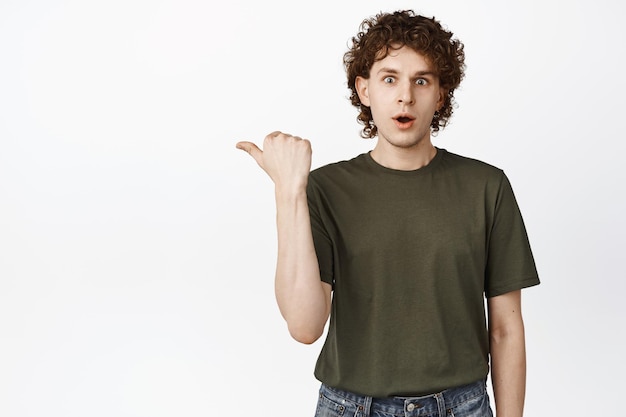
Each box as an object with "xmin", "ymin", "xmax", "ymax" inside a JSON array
[{"xmin": 1, "ymin": 0, "xmax": 624, "ymax": 416}]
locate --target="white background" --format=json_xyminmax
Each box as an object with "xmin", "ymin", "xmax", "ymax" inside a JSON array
[{"xmin": 1, "ymin": 0, "xmax": 624, "ymax": 416}]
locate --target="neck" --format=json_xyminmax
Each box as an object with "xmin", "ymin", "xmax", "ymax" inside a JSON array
[{"xmin": 370, "ymin": 139, "xmax": 437, "ymax": 171}]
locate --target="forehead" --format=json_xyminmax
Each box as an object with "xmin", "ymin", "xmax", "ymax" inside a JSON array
[{"xmin": 373, "ymin": 45, "xmax": 436, "ymax": 72}]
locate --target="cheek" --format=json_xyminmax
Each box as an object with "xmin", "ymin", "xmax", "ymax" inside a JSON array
[{"xmin": 366, "ymin": 88, "xmax": 391, "ymax": 109}]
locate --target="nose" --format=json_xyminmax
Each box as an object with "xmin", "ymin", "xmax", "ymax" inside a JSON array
[{"xmin": 398, "ymin": 81, "xmax": 415, "ymax": 105}]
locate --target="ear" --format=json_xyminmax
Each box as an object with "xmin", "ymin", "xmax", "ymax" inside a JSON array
[
  {"xmin": 437, "ymin": 88, "xmax": 446, "ymax": 110},
  {"xmin": 355, "ymin": 76, "xmax": 370, "ymax": 107}
]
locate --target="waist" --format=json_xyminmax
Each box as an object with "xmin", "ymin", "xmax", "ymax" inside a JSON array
[{"xmin": 320, "ymin": 379, "xmax": 487, "ymax": 414}]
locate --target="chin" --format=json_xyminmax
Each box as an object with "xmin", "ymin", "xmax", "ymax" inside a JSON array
[{"xmin": 384, "ymin": 133, "xmax": 429, "ymax": 149}]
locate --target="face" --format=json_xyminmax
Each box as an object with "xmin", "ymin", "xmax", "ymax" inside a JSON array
[{"xmin": 356, "ymin": 46, "xmax": 445, "ymax": 152}]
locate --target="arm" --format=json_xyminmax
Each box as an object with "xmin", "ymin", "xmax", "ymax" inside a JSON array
[
  {"xmin": 237, "ymin": 132, "xmax": 332, "ymax": 344},
  {"xmin": 487, "ymin": 290, "xmax": 526, "ymax": 417}
]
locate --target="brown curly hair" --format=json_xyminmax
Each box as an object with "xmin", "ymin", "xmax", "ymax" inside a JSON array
[{"xmin": 344, "ymin": 10, "xmax": 465, "ymax": 138}]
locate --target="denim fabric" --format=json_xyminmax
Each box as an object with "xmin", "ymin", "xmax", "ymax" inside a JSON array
[{"xmin": 314, "ymin": 379, "xmax": 492, "ymax": 417}]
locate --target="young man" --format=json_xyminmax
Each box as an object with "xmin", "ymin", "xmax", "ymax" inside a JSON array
[{"xmin": 237, "ymin": 10, "xmax": 539, "ymax": 417}]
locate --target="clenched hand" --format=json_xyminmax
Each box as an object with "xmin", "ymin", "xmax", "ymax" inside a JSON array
[{"xmin": 236, "ymin": 131, "xmax": 312, "ymax": 192}]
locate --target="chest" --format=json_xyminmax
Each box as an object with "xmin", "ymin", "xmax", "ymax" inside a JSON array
[{"xmin": 325, "ymin": 180, "xmax": 491, "ymax": 261}]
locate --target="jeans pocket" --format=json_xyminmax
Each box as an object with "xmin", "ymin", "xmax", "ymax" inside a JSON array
[
  {"xmin": 315, "ymin": 391, "xmax": 348, "ymax": 417},
  {"xmin": 447, "ymin": 391, "xmax": 493, "ymax": 417}
]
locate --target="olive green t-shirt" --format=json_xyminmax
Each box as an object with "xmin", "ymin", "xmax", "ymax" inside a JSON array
[{"xmin": 306, "ymin": 148, "xmax": 539, "ymax": 397}]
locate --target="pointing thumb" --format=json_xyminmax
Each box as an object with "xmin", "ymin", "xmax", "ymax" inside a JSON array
[{"xmin": 236, "ymin": 141, "xmax": 263, "ymax": 166}]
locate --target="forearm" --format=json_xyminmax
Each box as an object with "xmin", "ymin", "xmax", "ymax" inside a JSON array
[
  {"xmin": 274, "ymin": 187, "xmax": 330, "ymax": 344},
  {"xmin": 236, "ymin": 133, "xmax": 328, "ymax": 343},
  {"xmin": 490, "ymin": 319, "xmax": 526, "ymax": 417}
]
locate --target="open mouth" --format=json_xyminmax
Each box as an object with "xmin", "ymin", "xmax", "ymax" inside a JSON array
[{"xmin": 394, "ymin": 115, "xmax": 415, "ymax": 128}]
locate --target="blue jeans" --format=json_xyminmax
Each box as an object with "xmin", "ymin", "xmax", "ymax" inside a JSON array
[{"xmin": 315, "ymin": 380, "xmax": 493, "ymax": 417}]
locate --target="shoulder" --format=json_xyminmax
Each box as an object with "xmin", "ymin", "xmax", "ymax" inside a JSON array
[
  {"xmin": 439, "ymin": 149, "xmax": 502, "ymax": 173},
  {"xmin": 309, "ymin": 153, "xmax": 369, "ymax": 182},
  {"xmin": 438, "ymin": 149, "xmax": 506, "ymax": 182}
]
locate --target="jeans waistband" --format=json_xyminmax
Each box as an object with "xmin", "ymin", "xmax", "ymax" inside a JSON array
[{"xmin": 321, "ymin": 379, "xmax": 487, "ymax": 415}]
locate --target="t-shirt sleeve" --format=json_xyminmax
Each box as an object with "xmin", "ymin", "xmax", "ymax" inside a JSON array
[
  {"xmin": 484, "ymin": 172, "xmax": 540, "ymax": 297},
  {"xmin": 306, "ymin": 175, "xmax": 334, "ymax": 286}
]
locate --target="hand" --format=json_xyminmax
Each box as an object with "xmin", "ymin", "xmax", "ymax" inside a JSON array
[{"xmin": 236, "ymin": 131, "xmax": 312, "ymax": 192}]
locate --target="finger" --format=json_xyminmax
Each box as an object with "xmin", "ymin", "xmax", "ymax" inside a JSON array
[
  {"xmin": 236, "ymin": 141, "xmax": 263, "ymax": 166},
  {"xmin": 264, "ymin": 131, "xmax": 286, "ymax": 146},
  {"xmin": 266, "ymin": 131, "xmax": 283, "ymax": 138}
]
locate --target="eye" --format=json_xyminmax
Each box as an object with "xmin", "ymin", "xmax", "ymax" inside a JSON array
[
  {"xmin": 415, "ymin": 78, "xmax": 427, "ymax": 86},
  {"xmin": 383, "ymin": 76, "xmax": 395, "ymax": 84}
]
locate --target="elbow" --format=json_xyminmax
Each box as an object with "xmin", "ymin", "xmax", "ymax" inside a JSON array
[
  {"xmin": 288, "ymin": 324, "xmax": 324, "ymax": 345},
  {"xmin": 489, "ymin": 320, "xmax": 525, "ymax": 346}
]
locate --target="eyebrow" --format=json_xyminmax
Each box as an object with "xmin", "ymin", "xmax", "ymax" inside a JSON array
[{"xmin": 376, "ymin": 68, "xmax": 437, "ymax": 77}]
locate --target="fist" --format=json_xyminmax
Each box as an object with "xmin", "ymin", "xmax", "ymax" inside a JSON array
[{"xmin": 236, "ymin": 131, "xmax": 312, "ymax": 190}]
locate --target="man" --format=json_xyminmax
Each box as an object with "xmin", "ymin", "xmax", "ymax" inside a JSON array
[{"xmin": 237, "ymin": 10, "xmax": 539, "ymax": 417}]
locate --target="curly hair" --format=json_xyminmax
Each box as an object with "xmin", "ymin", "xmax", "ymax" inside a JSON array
[{"xmin": 344, "ymin": 10, "xmax": 465, "ymax": 138}]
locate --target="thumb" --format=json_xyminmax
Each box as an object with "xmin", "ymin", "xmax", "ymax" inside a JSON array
[{"xmin": 236, "ymin": 141, "xmax": 263, "ymax": 166}]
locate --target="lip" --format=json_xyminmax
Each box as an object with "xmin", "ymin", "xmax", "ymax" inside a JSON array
[{"xmin": 393, "ymin": 113, "xmax": 415, "ymax": 129}]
